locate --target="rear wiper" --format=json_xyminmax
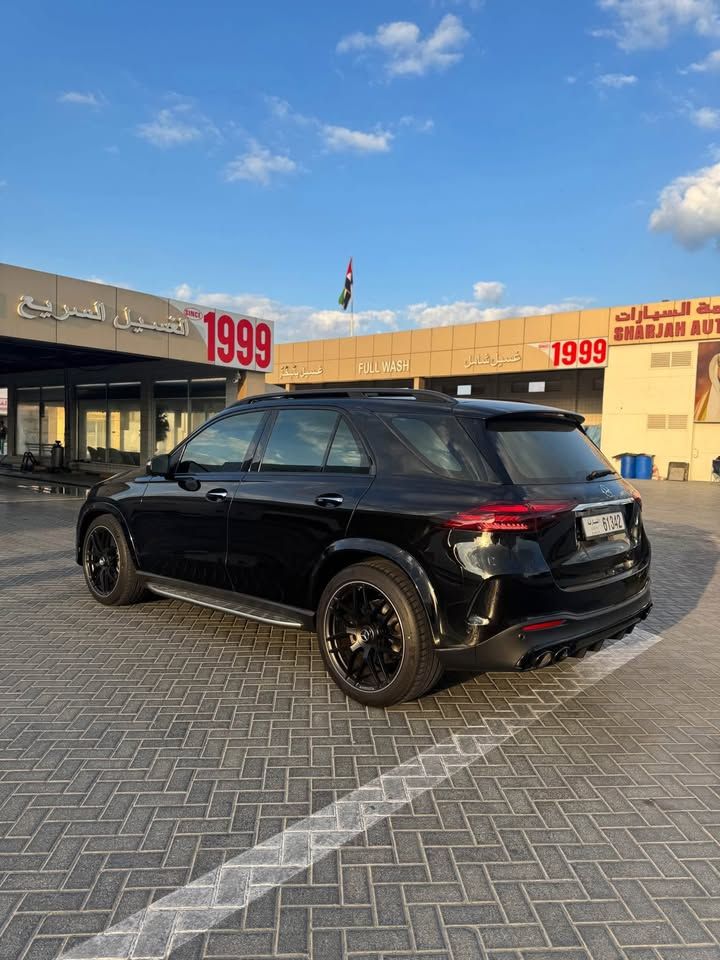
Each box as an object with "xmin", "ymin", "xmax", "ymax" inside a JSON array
[{"xmin": 586, "ymin": 469, "xmax": 617, "ymax": 481}]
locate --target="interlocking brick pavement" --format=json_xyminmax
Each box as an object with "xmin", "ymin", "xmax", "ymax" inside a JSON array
[{"xmin": 1, "ymin": 477, "xmax": 720, "ymax": 959}]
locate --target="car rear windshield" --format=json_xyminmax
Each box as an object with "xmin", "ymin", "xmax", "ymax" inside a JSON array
[{"xmin": 485, "ymin": 417, "xmax": 616, "ymax": 484}]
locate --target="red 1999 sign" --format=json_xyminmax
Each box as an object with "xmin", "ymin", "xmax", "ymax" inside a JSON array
[
  {"xmin": 547, "ymin": 337, "xmax": 608, "ymax": 368},
  {"xmin": 203, "ymin": 311, "xmax": 272, "ymax": 370}
]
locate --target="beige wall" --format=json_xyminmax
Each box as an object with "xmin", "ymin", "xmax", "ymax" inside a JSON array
[
  {"xmin": 601, "ymin": 341, "xmax": 720, "ymax": 481},
  {"xmin": 270, "ymin": 296, "xmax": 720, "ymax": 390},
  {"xmin": 270, "ymin": 307, "xmax": 614, "ymax": 386}
]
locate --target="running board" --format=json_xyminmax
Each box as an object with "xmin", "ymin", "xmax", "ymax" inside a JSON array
[{"xmin": 143, "ymin": 578, "xmax": 309, "ymax": 629}]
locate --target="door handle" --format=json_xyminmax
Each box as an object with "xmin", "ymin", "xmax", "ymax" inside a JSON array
[
  {"xmin": 206, "ymin": 488, "xmax": 229, "ymax": 503},
  {"xmin": 315, "ymin": 494, "xmax": 344, "ymax": 507}
]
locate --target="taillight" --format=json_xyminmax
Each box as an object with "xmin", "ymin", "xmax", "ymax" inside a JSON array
[
  {"xmin": 524, "ymin": 619, "xmax": 567, "ymax": 632},
  {"xmin": 631, "ymin": 488, "xmax": 642, "ymax": 508},
  {"xmin": 443, "ymin": 501, "xmax": 574, "ymax": 533}
]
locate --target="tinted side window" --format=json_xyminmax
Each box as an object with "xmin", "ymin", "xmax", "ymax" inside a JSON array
[
  {"xmin": 326, "ymin": 419, "xmax": 370, "ymax": 474},
  {"xmin": 260, "ymin": 409, "xmax": 338, "ymax": 472},
  {"xmin": 383, "ymin": 413, "xmax": 490, "ymax": 481},
  {"xmin": 176, "ymin": 412, "xmax": 265, "ymax": 474}
]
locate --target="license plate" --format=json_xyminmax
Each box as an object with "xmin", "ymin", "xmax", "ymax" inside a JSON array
[{"xmin": 581, "ymin": 511, "xmax": 626, "ymax": 539}]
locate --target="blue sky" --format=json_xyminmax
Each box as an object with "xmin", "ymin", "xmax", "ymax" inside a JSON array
[{"xmin": 1, "ymin": 0, "xmax": 720, "ymax": 341}]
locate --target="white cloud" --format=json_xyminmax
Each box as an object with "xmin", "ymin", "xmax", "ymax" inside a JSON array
[
  {"xmin": 264, "ymin": 98, "xmax": 433, "ymax": 162},
  {"xmin": 692, "ymin": 106, "xmax": 720, "ymax": 128},
  {"xmin": 337, "ymin": 14, "xmax": 470, "ymax": 78},
  {"xmin": 224, "ymin": 141, "xmax": 297, "ymax": 185},
  {"xmin": 173, "ymin": 284, "xmax": 396, "ymax": 341},
  {"xmin": 408, "ymin": 297, "xmax": 592, "ymax": 328},
  {"xmin": 398, "ymin": 115, "xmax": 435, "ymax": 133},
  {"xmin": 472, "ymin": 281, "xmax": 505, "ymax": 303},
  {"xmin": 322, "ymin": 125, "xmax": 393, "ymax": 152},
  {"xmin": 595, "ymin": 72, "xmax": 638, "ymax": 88},
  {"xmin": 303, "ymin": 309, "xmax": 397, "ymax": 336},
  {"xmin": 136, "ymin": 105, "xmax": 210, "ymax": 148},
  {"xmin": 685, "ymin": 47, "xmax": 720, "ymax": 70},
  {"xmin": 58, "ymin": 91, "xmax": 104, "ymax": 107},
  {"xmin": 597, "ymin": 0, "xmax": 720, "ymax": 50},
  {"xmin": 265, "ymin": 95, "xmax": 314, "ymax": 126},
  {"xmin": 83, "ymin": 275, "xmax": 131, "ymax": 288},
  {"xmin": 174, "ymin": 283, "xmax": 194, "ymax": 301},
  {"xmin": 649, "ymin": 161, "xmax": 720, "ymax": 249}
]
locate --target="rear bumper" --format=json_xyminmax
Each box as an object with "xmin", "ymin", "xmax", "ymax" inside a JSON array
[{"xmin": 436, "ymin": 583, "xmax": 653, "ymax": 672}]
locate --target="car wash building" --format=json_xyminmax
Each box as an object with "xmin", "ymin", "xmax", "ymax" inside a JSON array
[
  {"xmin": 0, "ymin": 262, "xmax": 274, "ymax": 472},
  {"xmin": 269, "ymin": 296, "xmax": 720, "ymax": 482}
]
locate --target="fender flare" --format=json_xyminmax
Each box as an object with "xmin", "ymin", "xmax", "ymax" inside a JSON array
[
  {"xmin": 76, "ymin": 502, "xmax": 140, "ymax": 567},
  {"xmin": 311, "ymin": 538, "xmax": 441, "ymax": 641}
]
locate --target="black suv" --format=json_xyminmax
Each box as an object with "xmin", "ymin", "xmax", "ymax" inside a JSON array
[{"xmin": 77, "ymin": 388, "xmax": 651, "ymax": 706}]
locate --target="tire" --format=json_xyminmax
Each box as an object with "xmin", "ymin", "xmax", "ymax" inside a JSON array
[
  {"xmin": 317, "ymin": 557, "xmax": 443, "ymax": 707},
  {"xmin": 82, "ymin": 514, "xmax": 145, "ymax": 606}
]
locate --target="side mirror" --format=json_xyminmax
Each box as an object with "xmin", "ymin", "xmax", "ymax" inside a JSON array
[{"xmin": 147, "ymin": 453, "xmax": 171, "ymax": 477}]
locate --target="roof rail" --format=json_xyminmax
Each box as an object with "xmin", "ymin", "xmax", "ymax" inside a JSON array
[{"xmin": 235, "ymin": 387, "xmax": 456, "ymax": 406}]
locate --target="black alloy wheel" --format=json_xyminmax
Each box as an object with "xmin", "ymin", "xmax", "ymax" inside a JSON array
[
  {"xmin": 323, "ymin": 580, "xmax": 405, "ymax": 692},
  {"xmin": 84, "ymin": 525, "xmax": 120, "ymax": 597},
  {"xmin": 81, "ymin": 514, "xmax": 146, "ymax": 606},
  {"xmin": 318, "ymin": 558, "xmax": 443, "ymax": 706}
]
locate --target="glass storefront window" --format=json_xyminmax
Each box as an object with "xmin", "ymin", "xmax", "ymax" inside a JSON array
[
  {"xmin": 108, "ymin": 383, "xmax": 141, "ymax": 465},
  {"xmin": 16, "ymin": 387, "xmax": 41, "ymax": 453},
  {"xmin": 77, "ymin": 385, "xmax": 107, "ymax": 462},
  {"xmin": 15, "ymin": 386, "xmax": 66, "ymax": 455},
  {"xmin": 77, "ymin": 383, "xmax": 141, "ymax": 464},
  {"xmin": 154, "ymin": 378, "xmax": 227, "ymax": 453},
  {"xmin": 190, "ymin": 378, "xmax": 228, "ymax": 431},
  {"xmin": 154, "ymin": 381, "xmax": 189, "ymax": 455},
  {"xmin": 41, "ymin": 386, "xmax": 66, "ymax": 448}
]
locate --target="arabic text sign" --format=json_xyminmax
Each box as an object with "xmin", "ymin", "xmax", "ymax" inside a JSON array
[
  {"xmin": 17, "ymin": 294, "xmax": 275, "ymax": 372},
  {"xmin": 464, "ymin": 350, "xmax": 522, "ymax": 369},
  {"xmin": 17, "ymin": 295, "xmax": 108, "ymax": 324},
  {"xmin": 281, "ymin": 364, "xmax": 324, "ymax": 379},
  {"xmin": 534, "ymin": 338, "xmax": 608, "ymax": 369},
  {"xmin": 613, "ymin": 300, "xmax": 720, "ymax": 344}
]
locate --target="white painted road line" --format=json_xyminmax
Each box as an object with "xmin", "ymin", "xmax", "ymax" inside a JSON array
[{"xmin": 61, "ymin": 627, "xmax": 663, "ymax": 960}]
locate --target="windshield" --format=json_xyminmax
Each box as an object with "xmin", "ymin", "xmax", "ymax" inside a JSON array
[{"xmin": 486, "ymin": 417, "xmax": 616, "ymax": 484}]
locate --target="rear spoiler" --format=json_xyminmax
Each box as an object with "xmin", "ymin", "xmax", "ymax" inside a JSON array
[{"xmin": 484, "ymin": 410, "xmax": 585, "ymax": 428}]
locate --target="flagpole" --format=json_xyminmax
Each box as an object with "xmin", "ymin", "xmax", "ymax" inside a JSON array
[{"xmin": 350, "ymin": 264, "xmax": 354, "ymax": 338}]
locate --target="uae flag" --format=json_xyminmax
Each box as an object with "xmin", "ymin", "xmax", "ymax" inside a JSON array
[{"xmin": 338, "ymin": 257, "xmax": 353, "ymax": 310}]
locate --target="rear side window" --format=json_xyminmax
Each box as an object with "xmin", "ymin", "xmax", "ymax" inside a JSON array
[
  {"xmin": 487, "ymin": 417, "xmax": 615, "ymax": 483},
  {"xmin": 261, "ymin": 409, "xmax": 338, "ymax": 472},
  {"xmin": 383, "ymin": 413, "xmax": 490, "ymax": 481},
  {"xmin": 258, "ymin": 409, "xmax": 371, "ymax": 474},
  {"xmin": 326, "ymin": 419, "xmax": 370, "ymax": 474}
]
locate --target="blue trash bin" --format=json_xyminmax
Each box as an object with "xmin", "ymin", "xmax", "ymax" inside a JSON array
[
  {"xmin": 634, "ymin": 454, "xmax": 653, "ymax": 480},
  {"xmin": 618, "ymin": 454, "xmax": 636, "ymax": 479}
]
